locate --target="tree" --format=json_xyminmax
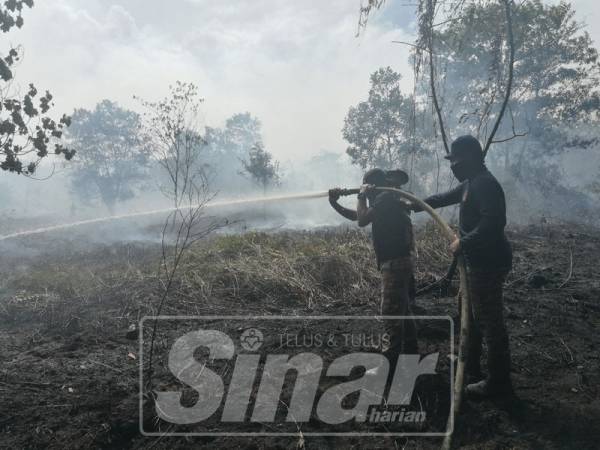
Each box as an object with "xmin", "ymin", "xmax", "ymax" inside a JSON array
[
  {"xmin": 358, "ymin": 1, "xmax": 600, "ymax": 195},
  {"xmin": 137, "ymin": 81, "xmax": 207, "ymax": 208},
  {"xmin": 428, "ymin": 0, "xmax": 600, "ymax": 190},
  {"xmin": 223, "ymin": 112, "xmax": 262, "ymax": 158},
  {"xmin": 435, "ymin": 1, "xmax": 598, "ymax": 146},
  {"xmin": 67, "ymin": 100, "xmax": 151, "ymax": 213},
  {"xmin": 343, "ymin": 67, "xmax": 425, "ymax": 170},
  {"xmin": 0, "ymin": 0, "xmax": 74, "ymax": 175},
  {"xmin": 203, "ymin": 112, "xmax": 263, "ymax": 192},
  {"xmin": 240, "ymin": 142, "xmax": 280, "ymax": 193}
]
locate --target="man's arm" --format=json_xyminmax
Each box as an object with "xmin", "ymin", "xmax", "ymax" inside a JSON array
[
  {"xmin": 329, "ymin": 189, "xmax": 358, "ymax": 221},
  {"xmin": 356, "ymin": 191, "xmax": 374, "ymax": 227},
  {"xmin": 412, "ymin": 182, "xmax": 465, "ymax": 212}
]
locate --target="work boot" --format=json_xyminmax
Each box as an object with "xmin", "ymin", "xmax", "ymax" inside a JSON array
[
  {"xmin": 465, "ymin": 336, "xmax": 484, "ymax": 384},
  {"xmin": 466, "ymin": 368, "xmax": 484, "ymax": 385},
  {"xmin": 465, "ymin": 378, "xmax": 513, "ymax": 398}
]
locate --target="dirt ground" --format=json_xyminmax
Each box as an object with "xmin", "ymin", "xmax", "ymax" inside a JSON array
[{"xmin": 0, "ymin": 220, "xmax": 599, "ymax": 449}]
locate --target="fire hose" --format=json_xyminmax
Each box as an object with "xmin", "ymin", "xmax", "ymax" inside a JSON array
[{"xmin": 336, "ymin": 187, "xmax": 469, "ymax": 449}]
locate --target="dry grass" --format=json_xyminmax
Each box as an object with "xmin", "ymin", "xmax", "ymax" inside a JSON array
[{"xmin": 0, "ymin": 223, "xmax": 454, "ymax": 332}]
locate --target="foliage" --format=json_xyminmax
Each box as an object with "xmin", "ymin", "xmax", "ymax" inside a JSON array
[
  {"xmin": 357, "ymin": 0, "xmax": 386, "ymax": 35},
  {"xmin": 222, "ymin": 112, "xmax": 262, "ymax": 158},
  {"xmin": 355, "ymin": 0, "xmax": 600, "ymax": 197},
  {"xmin": 67, "ymin": 100, "xmax": 151, "ymax": 212},
  {"xmin": 343, "ymin": 67, "xmax": 425, "ymax": 170},
  {"xmin": 434, "ymin": 0, "xmax": 600, "ymax": 154},
  {"xmin": 0, "ymin": 0, "xmax": 74, "ymax": 175},
  {"xmin": 203, "ymin": 112, "xmax": 263, "ymax": 191},
  {"xmin": 240, "ymin": 142, "xmax": 280, "ymax": 192},
  {"xmin": 205, "ymin": 113, "xmax": 262, "ymax": 159}
]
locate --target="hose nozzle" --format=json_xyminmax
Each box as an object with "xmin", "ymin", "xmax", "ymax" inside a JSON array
[{"xmin": 330, "ymin": 188, "xmax": 360, "ymax": 197}]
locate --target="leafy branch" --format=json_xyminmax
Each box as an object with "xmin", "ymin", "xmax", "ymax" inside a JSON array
[{"xmin": 0, "ymin": 0, "xmax": 74, "ymax": 175}]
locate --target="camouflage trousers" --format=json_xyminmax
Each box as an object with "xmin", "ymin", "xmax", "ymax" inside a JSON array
[
  {"xmin": 462, "ymin": 270, "xmax": 512, "ymax": 385},
  {"xmin": 380, "ymin": 257, "xmax": 419, "ymax": 359}
]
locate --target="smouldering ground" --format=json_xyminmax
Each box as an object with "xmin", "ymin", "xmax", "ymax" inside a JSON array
[{"xmin": 0, "ymin": 222, "xmax": 599, "ymax": 449}]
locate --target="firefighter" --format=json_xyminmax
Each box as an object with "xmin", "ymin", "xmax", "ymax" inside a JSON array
[
  {"xmin": 329, "ymin": 168, "xmax": 418, "ymax": 366},
  {"xmin": 412, "ymin": 135, "xmax": 513, "ymax": 397},
  {"xmin": 385, "ymin": 169, "xmax": 418, "ymax": 310}
]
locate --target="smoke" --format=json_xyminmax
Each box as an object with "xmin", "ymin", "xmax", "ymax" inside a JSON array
[{"xmin": 2, "ymin": 1, "xmax": 600, "ymax": 254}]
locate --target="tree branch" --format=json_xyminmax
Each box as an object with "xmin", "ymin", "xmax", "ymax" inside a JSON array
[
  {"xmin": 491, "ymin": 104, "xmax": 529, "ymax": 143},
  {"xmin": 491, "ymin": 133, "xmax": 527, "ymax": 144},
  {"xmin": 391, "ymin": 40, "xmax": 435, "ymax": 55},
  {"xmin": 483, "ymin": 0, "xmax": 515, "ymax": 158},
  {"xmin": 426, "ymin": 0, "xmax": 450, "ymax": 155}
]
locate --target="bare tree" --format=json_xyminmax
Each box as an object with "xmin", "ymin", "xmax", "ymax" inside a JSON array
[
  {"xmin": 138, "ymin": 82, "xmax": 223, "ymax": 385},
  {"xmin": 137, "ymin": 82, "xmax": 207, "ymax": 209}
]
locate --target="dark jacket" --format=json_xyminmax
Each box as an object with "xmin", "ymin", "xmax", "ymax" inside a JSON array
[
  {"xmin": 370, "ymin": 192, "xmax": 413, "ymax": 269},
  {"xmin": 424, "ymin": 168, "xmax": 512, "ymax": 271}
]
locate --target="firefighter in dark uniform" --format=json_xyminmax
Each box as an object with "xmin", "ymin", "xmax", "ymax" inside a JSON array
[
  {"xmin": 329, "ymin": 168, "xmax": 418, "ymax": 365},
  {"xmin": 413, "ymin": 135, "xmax": 513, "ymax": 397}
]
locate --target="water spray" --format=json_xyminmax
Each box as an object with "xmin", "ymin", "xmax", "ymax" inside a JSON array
[{"xmin": 0, "ymin": 191, "xmax": 330, "ymax": 242}]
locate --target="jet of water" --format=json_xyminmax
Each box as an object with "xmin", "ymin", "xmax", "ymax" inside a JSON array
[{"xmin": 0, "ymin": 191, "xmax": 330, "ymax": 242}]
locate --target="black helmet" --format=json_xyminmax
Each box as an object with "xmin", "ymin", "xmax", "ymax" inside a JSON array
[
  {"xmin": 445, "ymin": 135, "xmax": 484, "ymax": 163},
  {"xmin": 363, "ymin": 168, "xmax": 387, "ymax": 186}
]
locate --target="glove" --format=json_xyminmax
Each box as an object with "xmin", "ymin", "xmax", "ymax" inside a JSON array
[
  {"xmin": 328, "ymin": 188, "xmax": 342, "ymax": 201},
  {"xmin": 358, "ymin": 184, "xmax": 375, "ymax": 200},
  {"xmin": 406, "ymin": 201, "xmax": 421, "ymax": 212}
]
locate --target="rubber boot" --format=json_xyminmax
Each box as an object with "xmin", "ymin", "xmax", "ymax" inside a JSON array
[
  {"xmin": 465, "ymin": 325, "xmax": 484, "ymax": 384},
  {"xmin": 466, "ymin": 344, "xmax": 513, "ymax": 398},
  {"xmin": 465, "ymin": 359, "xmax": 484, "ymax": 385},
  {"xmin": 465, "ymin": 377, "xmax": 513, "ymax": 398}
]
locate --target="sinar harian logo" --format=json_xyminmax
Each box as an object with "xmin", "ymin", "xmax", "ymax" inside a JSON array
[
  {"xmin": 152, "ymin": 329, "xmax": 440, "ymax": 426},
  {"xmin": 240, "ymin": 328, "xmax": 263, "ymax": 351},
  {"xmin": 140, "ymin": 316, "xmax": 453, "ymax": 437}
]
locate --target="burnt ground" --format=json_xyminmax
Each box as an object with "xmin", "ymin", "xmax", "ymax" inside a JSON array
[{"xmin": 0, "ymin": 221, "xmax": 599, "ymax": 449}]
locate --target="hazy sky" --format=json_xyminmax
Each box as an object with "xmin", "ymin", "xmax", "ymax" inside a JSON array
[{"xmin": 7, "ymin": 0, "xmax": 600, "ymax": 163}]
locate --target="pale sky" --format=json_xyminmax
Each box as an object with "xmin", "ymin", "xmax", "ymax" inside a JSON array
[{"xmin": 7, "ymin": 0, "xmax": 600, "ymax": 163}]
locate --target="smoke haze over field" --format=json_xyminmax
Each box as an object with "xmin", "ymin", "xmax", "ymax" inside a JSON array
[
  {"xmin": 7, "ymin": 0, "xmax": 419, "ymax": 163},
  {"xmin": 1, "ymin": 0, "xmax": 600, "ymax": 234},
  {"xmin": 5, "ymin": 0, "xmax": 599, "ymax": 163}
]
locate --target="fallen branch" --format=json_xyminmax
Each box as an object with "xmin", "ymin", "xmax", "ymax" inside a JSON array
[
  {"xmin": 558, "ymin": 248, "xmax": 573, "ymax": 289},
  {"xmin": 505, "ymin": 265, "xmax": 552, "ymax": 288},
  {"xmin": 559, "ymin": 337, "xmax": 574, "ymax": 364}
]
